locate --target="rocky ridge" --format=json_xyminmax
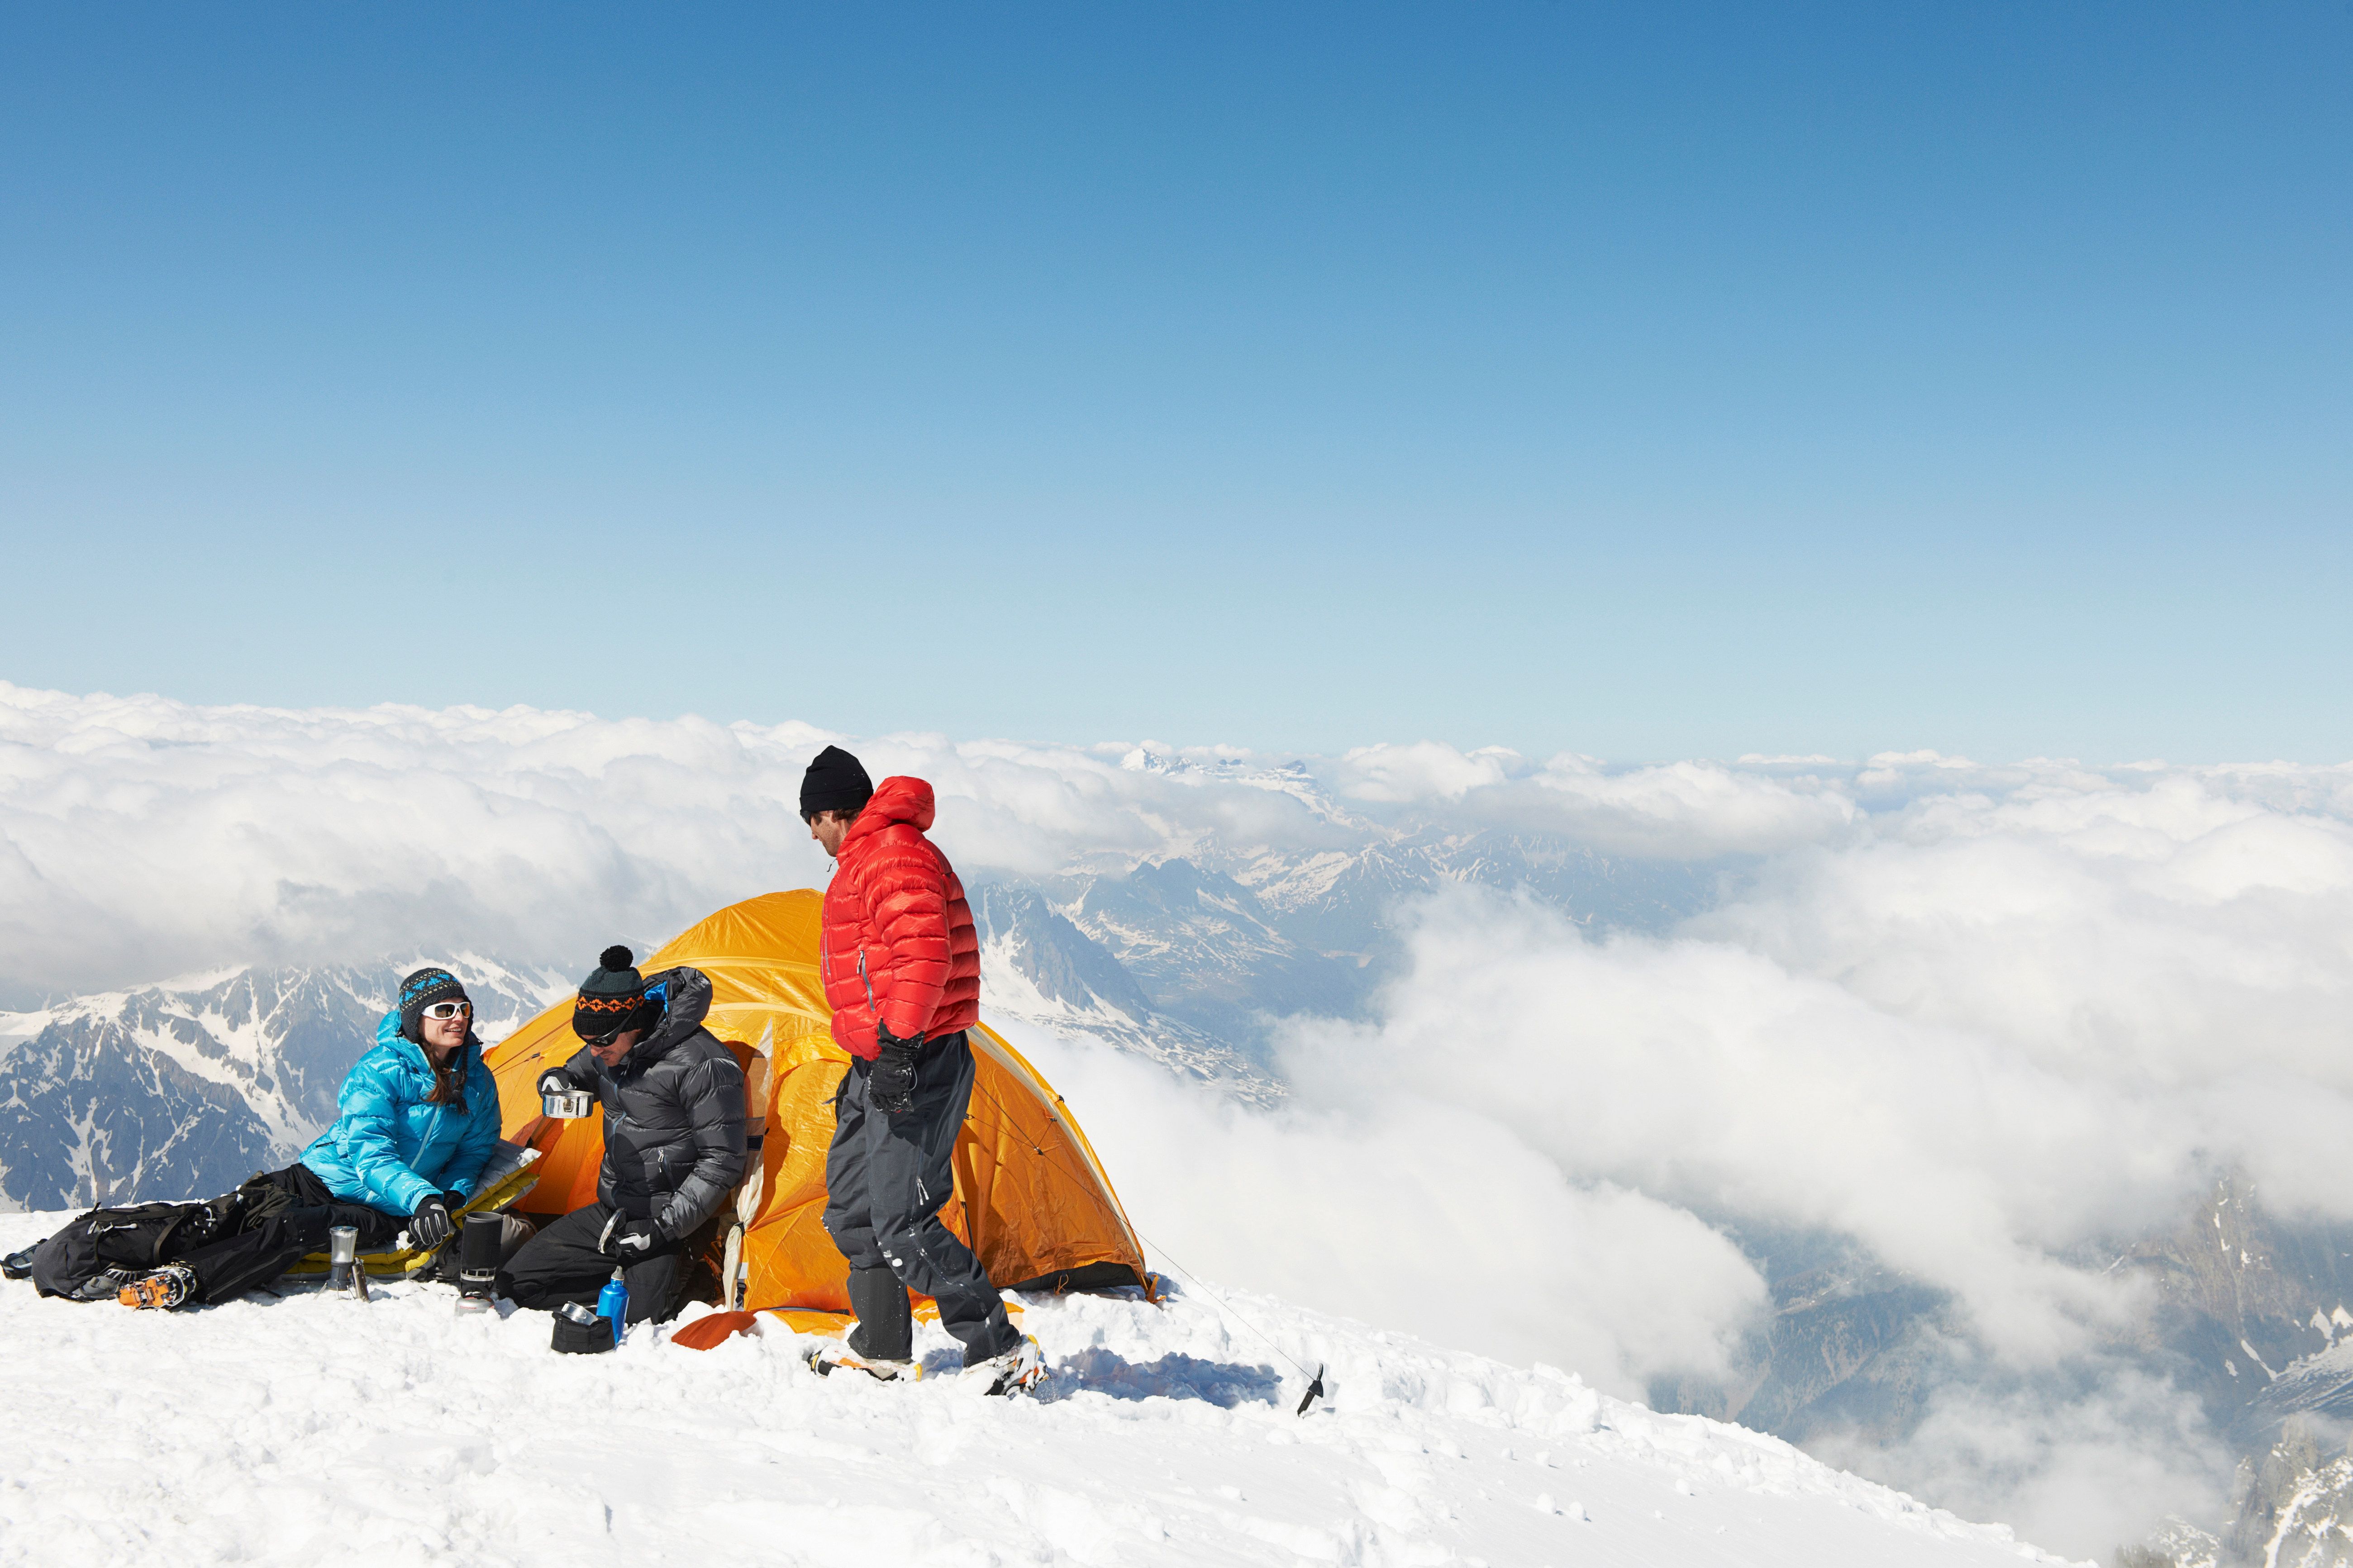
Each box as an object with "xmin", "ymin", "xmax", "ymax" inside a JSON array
[{"xmin": 0, "ymin": 960, "xmax": 567, "ymax": 1210}]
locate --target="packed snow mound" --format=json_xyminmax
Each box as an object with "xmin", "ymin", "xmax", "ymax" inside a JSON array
[{"xmin": 0, "ymin": 1212, "xmax": 2079, "ymax": 1567}]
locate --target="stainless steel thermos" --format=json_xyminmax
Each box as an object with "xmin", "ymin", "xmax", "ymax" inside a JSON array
[{"xmin": 324, "ymin": 1225, "xmax": 359, "ymax": 1293}]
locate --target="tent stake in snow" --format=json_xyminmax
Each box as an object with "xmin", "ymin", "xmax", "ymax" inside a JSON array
[{"xmin": 1153, "ymin": 1253, "xmax": 1327, "ymax": 1419}]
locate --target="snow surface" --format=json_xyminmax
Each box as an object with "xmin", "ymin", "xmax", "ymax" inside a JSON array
[{"xmin": 0, "ymin": 1212, "xmax": 2079, "ymax": 1568}]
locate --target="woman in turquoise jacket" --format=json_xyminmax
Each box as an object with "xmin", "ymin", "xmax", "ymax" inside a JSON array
[
  {"xmin": 300, "ymin": 973, "xmax": 504, "ymax": 1218},
  {"xmin": 115, "ymin": 966, "xmax": 504, "ymax": 1310}
]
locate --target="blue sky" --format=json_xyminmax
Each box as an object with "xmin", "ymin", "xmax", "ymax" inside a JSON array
[{"xmin": 2, "ymin": 3, "xmax": 2345, "ymax": 762}]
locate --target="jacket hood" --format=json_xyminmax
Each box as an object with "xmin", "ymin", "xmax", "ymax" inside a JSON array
[
  {"xmin": 375, "ymin": 1010, "xmax": 416, "ymax": 1064},
  {"xmin": 845, "ymin": 776, "xmax": 935, "ymax": 849},
  {"xmin": 619, "ymin": 965, "xmax": 714, "ymax": 1069}
]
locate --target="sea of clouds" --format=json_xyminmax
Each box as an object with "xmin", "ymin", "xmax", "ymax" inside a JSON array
[{"xmin": 7, "ymin": 679, "xmax": 2353, "ymax": 1554}]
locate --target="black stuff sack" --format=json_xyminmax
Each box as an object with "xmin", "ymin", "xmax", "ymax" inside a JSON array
[{"xmin": 552, "ymin": 1308, "xmax": 618, "ymax": 1354}]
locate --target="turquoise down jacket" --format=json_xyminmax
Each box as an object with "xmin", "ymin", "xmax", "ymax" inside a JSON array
[{"xmin": 298, "ymin": 1012, "xmax": 503, "ymax": 1217}]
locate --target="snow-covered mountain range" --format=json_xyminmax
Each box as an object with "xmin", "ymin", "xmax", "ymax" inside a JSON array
[
  {"xmin": 963, "ymin": 791, "xmax": 1722, "ymax": 1091},
  {"xmin": 0, "ymin": 782, "xmax": 1724, "ymax": 1210},
  {"xmin": 1673, "ymin": 1178, "xmax": 2353, "ymax": 1455},
  {"xmin": 0, "ymin": 961, "xmax": 569, "ymax": 1211}
]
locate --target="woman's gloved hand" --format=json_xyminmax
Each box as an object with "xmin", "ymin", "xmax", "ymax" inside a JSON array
[
  {"xmin": 437, "ymin": 1189, "xmax": 468, "ymax": 1215},
  {"xmin": 410, "ymin": 1197, "xmax": 454, "ymax": 1250}
]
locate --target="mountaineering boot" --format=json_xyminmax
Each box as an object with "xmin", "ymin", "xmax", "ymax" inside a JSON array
[
  {"xmin": 843, "ymin": 1264, "xmax": 914, "ymax": 1363},
  {"xmin": 806, "ymin": 1342, "xmax": 920, "ymax": 1382},
  {"xmin": 961, "ymin": 1335, "xmax": 1046, "ymax": 1397},
  {"xmin": 117, "ymin": 1261, "xmax": 198, "ymax": 1311}
]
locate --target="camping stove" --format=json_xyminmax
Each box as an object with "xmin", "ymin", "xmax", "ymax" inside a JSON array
[{"xmin": 455, "ymin": 1213, "xmax": 502, "ymax": 1314}]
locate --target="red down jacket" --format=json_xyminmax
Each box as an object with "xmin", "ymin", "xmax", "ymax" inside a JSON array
[{"xmin": 818, "ymin": 775, "xmax": 981, "ymax": 1059}]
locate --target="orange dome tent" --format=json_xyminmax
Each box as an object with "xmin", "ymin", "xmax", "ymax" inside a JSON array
[{"xmin": 483, "ymin": 890, "xmax": 1151, "ymax": 1331}]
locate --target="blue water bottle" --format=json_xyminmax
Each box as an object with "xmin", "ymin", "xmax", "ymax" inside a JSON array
[{"xmin": 597, "ymin": 1268, "xmax": 629, "ymax": 1347}]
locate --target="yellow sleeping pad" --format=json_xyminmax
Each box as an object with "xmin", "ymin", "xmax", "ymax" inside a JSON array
[{"xmin": 281, "ymin": 1141, "xmax": 543, "ymax": 1278}]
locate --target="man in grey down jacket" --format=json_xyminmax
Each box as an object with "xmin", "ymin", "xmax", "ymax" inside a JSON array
[{"xmin": 497, "ymin": 945, "xmax": 746, "ymax": 1327}]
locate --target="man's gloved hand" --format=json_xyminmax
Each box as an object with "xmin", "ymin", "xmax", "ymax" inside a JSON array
[
  {"xmin": 410, "ymin": 1197, "xmax": 454, "ymax": 1250},
  {"xmin": 598, "ymin": 1213, "xmax": 663, "ymax": 1260},
  {"xmin": 870, "ymin": 1030, "xmax": 919, "ymax": 1116},
  {"xmin": 537, "ymin": 1070, "xmax": 571, "ymax": 1097}
]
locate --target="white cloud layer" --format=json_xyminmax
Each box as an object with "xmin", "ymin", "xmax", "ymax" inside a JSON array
[
  {"xmin": 1806, "ymin": 1358, "xmax": 2235, "ymax": 1562},
  {"xmin": 1257, "ymin": 762, "xmax": 2353, "ymax": 1554},
  {"xmin": 0, "ymin": 680, "xmax": 1895, "ymax": 997},
  {"xmin": 0, "ymin": 684, "xmax": 1349, "ymax": 996},
  {"xmin": 996, "ymin": 1020, "xmax": 1772, "ymax": 1399}
]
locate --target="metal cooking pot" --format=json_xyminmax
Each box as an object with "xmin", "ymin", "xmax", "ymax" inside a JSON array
[{"xmin": 543, "ymin": 1088, "xmax": 593, "ymax": 1119}]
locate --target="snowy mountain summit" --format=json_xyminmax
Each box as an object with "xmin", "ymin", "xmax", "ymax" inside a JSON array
[
  {"xmin": 0, "ymin": 1208, "xmax": 2077, "ymax": 1567},
  {"xmin": 0, "ymin": 961, "xmax": 570, "ymax": 1212}
]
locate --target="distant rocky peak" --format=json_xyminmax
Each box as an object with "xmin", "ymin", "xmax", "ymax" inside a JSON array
[
  {"xmin": 972, "ymin": 884, "xmax": 1152, "ymax": 1020},
  {"xmin": 0, "ymin": 957, "xmax": 567, "ymax": 1213},
  {"xmin": 969, "ymin": 883, "xmax": 1282, "ymax": 1106},
  {"xmin": 2220, "ymin": 1416, "xmax": 2353, "ymax": 1567}
]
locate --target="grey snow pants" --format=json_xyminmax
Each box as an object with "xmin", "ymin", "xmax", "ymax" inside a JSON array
[
  {"xmin": 822, "ymin": 1031, "xmax": 1021, "ymax": 1364},
  {"xmin": 495, "ymin": 1200, "xmax": 691, "ymax": 1328}
]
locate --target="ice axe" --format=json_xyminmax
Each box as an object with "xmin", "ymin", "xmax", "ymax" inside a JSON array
[{"xmin": 676, "ymin": 1033, "xmax": 771, "ymax": 1352}]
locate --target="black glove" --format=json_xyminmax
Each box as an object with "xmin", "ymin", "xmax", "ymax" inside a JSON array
[
  {"xmin": 869, "ymin": 1031, "xmax": 919, "ymax": 1116},
  {"xmin": 599, "ymin": 1213, "xmax": 663, "ymax": 1260},
  {"xmin": 437, "ymin": 1189, "xmax": 468, "ymax": 1215},
  {"xmin": 536, "ymin": 1071, "xmax": 571, "ymax": 1097},
  {"xmin": 410, "ymin": 1197, "xmax": 454, "ymax": 1250}
]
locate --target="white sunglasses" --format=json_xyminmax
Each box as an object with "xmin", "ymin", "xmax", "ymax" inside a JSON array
[{"xmin": 421, "ymin": 1001, "xmax": 472, "ymax": 1021}]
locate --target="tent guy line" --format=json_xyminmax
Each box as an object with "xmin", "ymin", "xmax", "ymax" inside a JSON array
[{"xmin": 961, "ymin": 1070, "xmax": 1326, "ymax": 1413}]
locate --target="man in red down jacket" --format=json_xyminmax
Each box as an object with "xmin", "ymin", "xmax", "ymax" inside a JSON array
[{"xmin": 801, "ymin": 745, "xmax": 1038, "ymax": 1392}]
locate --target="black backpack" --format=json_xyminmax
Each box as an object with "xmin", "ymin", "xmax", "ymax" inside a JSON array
[{"xmin": 18, "ymin": 1191, "xmax": 250, "ymax": 1302}]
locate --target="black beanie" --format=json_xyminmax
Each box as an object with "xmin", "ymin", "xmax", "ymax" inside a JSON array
[
  {"xmin": 800, "ymin": 745, "xmax": 873, "ymax": 820},
  {"xmin": 397, "ymin": 967, "xmax": 469, "ymax": 1045},
  {"xmin": 573, "ymin": 944, "xmax": 654, "ymax": 1041}
]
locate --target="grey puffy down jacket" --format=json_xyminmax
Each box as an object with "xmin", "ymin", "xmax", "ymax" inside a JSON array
[{"xmin": 545, "ymin": 965, "xmax": 746, "ymax": 1240}]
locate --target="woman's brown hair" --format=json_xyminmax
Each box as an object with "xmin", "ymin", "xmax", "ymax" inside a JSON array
[{"xmin": 424, "ymin": 1045, "xmax": 469, "ymax": 1109}]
